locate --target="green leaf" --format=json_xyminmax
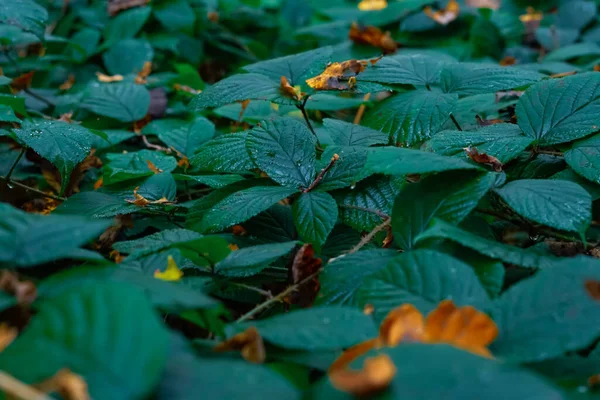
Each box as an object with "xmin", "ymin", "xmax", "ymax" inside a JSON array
[
  {"xmin": 494, "ymin": 179, "xmax": 591, "ymax": 234},
  {"xmin": 440, "ymin": 64, "xmax": 543, "ymax": 95},
  {"xmin": 191, "ymin": 186, "xmax": 298, "ymax": 233},
  {"xmin": 228, "ymin": 307, "xmax": 377, "ymax": 351},
  {"xmin": 173, "ymin": 173, "xmax": 245, "ymax": 189},
  {"xmin": 103, "ymin": 39, "xmax": 154, "ymax": 75},
  {"xmin": 317, "ymin": 146, "xmax": 369, "ymax": 191},
  {"xmin": 544, "ymin": 42, "xmax": 600, "ymax": 62},
  {"xmin": 427, "ymin": 124, "xmax": 534, "ymax": 163},
  {"xmin": 516, "ymin": 73, "xmax": 600, "ymax": 145},
  {"xmin": 153, "ymin": 0, "xmax": 195, "ymax": 32},
  {"xmin": 362, "ymin": 90, "xmax": 458, "ymax": 146},
  {"xmin": 113, "ymin": 229, "xmax": 202, "ymax": 255},
  {"xmin": 189, "ymin": 74, "xmax": 283, "ymax": 111},
  {"xmin": 317, "ymin": 249, "xmax": 400, "ymax": 306},
  {"xmin": 82, "ymin": 82, "xmax": 150, "ymax": 122},
  {"xmin": 190, "ymin": 132, "xmax": 255, "ymax": 173},
  {"xmin": 293, "ymin": 191, "xmax": 337, "ymax": 252},
  {"xmin": 0, "ymin": 104, "xmax": 20, "ymax": 122},
  {"xmin": 143, "ymin": 117, "xmax": 215, "ymax": 156},
  {"xmin": 214, "ymin": 241, "xmax": 298, "ymax": 277},
  {"xmin": 564, "ymin": 133, "xmax": 600, "ymax": 184},
  {"xmin": 322, "ymin": 119, "xmax": 387, "ymax": 147},
  {"xmin": 393, "ymin": 171, "xmax": 496, "ymax": 250},
  {"xmin": 415, "ymin": 219, "xmax": 559, "ymax": 269},
  {"xmin": 337, "ymin": 176, "xmax": 401, "ymax": 231},
  {"xmin": 491, "ymin": 257, "xmax": 600, "ymax": 362},
  {"xmin": 54, "ymin": 191, "xmax": 138, "ymax": 218},
  {"xmin": 357, "ymin": 250, "xmax": 491, "ymax": 323},
  {"xmin": 244, "ymin": 46, "xmax": 332, "ymax": 86},
  {"xmin": 557, "ymin": 0, "xmax": 597, "ymax": 30},
  {"xmin": 0, "ymin": 0, "xmax": 48, "ymax": 41},
  {"xmin": 103, "ymin": 150, "xmax": 177, "ymax": 185},
  {"xmin": 12, "ymin": 119, "xmax": 99, "ymax": 193},
  {"xmin": 102, "ymin": 6, "xmax": 151, "ymax": 49},
  {"xmin": 246, "ymin": 117, "xmax": 316, "ymax": 188},
  {"xmin": 0, "ymin": 283, "xmax": 169, "ymax": 400},
  {"xmin": 0, "ymin": 203, "xmax": 111, "ymax": 267},
  {"xmin": 366, "ymin": 147, "xmax": 479, "ymax": 176},
  {"xmin": 359, "ymin": 54, "xmax": 456, "ymax": 86},
  {"xmin": 38, "ymin": 266, "xmax": 218, "ymax": 312},
  {"xmin": 550, "ymin": 168, "xmax": 600, "ymax": 201}
]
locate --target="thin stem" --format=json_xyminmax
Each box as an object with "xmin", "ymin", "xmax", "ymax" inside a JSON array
[
  {"xmin": 297, "ymin": 98, "xmax": 321, "ymax": 148},
  {"xmin": 141, "ymin": 135, "xmax": 171, "ymax": 153},
  {"xmin": 348, "ymin": 218, "xmax": 391, "ymax": 255},
  {"xmin": 303, "ymin": 154, "xmax": 340, "ymax": 192},
  {"xmin": 353, "ymin": 93, "xmax": 371, "ymax": 124},
  {"xmin": 425, "ymin": 84, "xmax": 432, "ymax": 91},
  {"xmin": 236, "ymin": 268, "xmax": 323, "ymax": 322},
  {"xmin": 449, "ymin": 113, "xmax": 462, "ymax": 131},
  {"xmin": 1, "ymin": 176, "xmax": 66, "ymax": 201},
  {"xmin": 0, "ymin": 371, "xmax": 53, "ymax": 400},
  {"xmin": 535, "ymin": 149, "xmax": 563, "ymax": 157},
  {"xmin": 340, "ymin": 204, "xmax": 389, "ymax": 219},
  {"xmin": 5, "ymin": 147, "xmax": 25, "ymax": 181},
  {"xmin": 228, "ymin": 282, "xmax": 273, "ymax": 298}
]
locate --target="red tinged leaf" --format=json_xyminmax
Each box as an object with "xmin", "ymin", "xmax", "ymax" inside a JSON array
[{"xmin": 286, "ymin": 244, "xmax": 322, "ymax": 307}]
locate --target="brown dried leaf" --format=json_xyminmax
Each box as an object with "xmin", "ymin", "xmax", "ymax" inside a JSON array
[
  {"xmin": 96, "ymin": 72, "xmax": 124, "ymax": 83},
  {"xmin": 59, "ymin": 74, "xmax": 75, "ymax": 91},
  {"xmin": 286, "ymin": 243, "xmax": 322, "ymax": 307},
  {"xmin": 306, "ymin": 59, "xmax": 367, "ymax": 90},
  {"xmin": 207, "ymin": 11, "xmax": 219, "ymax": 23},
  {"xmin": 349, "ymin": 23, "xmax": 399, "ymax": 54},
  {"xmin": 21, "ymin": 196, "xmax": 61, "ymax": 215},
  {"xmin": 0, "ymin": 270, "xmax": 37, "ymax": 305},
  {"xmin": 279, "ymin": 76, "xmax": 304, "ymax": 101},
  {"xmin": 357, "ymin": 0, "xmax": 387, "ymax": 11},
  {"xmin": 108, "ymin": 0, "xmax": 150, "ymax": 16},
  {"xmin": 464, "ymin": 146, "xmax": 503, "ymax": 172},
  {"xmin": 329, "ymin": 354, "xmax": 396, "ymax": 397},
  {"xmin": 585, "ymin": 280, "xmax": 600, "ymax": 300},
  {"xmin": 424, "ymin": 0, "xmax": 460, "ymax": 25},
  {"xmin": 58, "ymin": 112, "xmax": 74, "ymax": 123},
  {"xmin": 214, "ymin": 327, "xmax": 266, "ymax": 364},
  {"xmin": 10, "ymin": 71, "xmax": 35, "ymax": 92},
  {"xmin": 93, "ymin": 176, "xmax": 103, "ymax": 190},
  {"xmin": 35, "ymin": 368, "xmax": 90, "ymax": 400},
  {"xmin": 499, "ymin": 56, "xmax": 516, "ymax": 66},
  {"xmin": 125, "ymin": 186, "xmax": 173, "ymax": 207},
  {"xmin": 173, "ymin": 83, "xmax": 201, "ymax": 95},
  {"xmin": 379, "ymin": 304, "xmax": 425, "ymax": 346}
]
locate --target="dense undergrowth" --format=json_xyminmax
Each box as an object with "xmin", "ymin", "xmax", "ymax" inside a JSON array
[{"xmin": 1, "ymin": 0, "xmax": 600, "ymax": 399}]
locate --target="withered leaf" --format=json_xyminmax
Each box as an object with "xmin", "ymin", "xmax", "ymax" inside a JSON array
[
  {"xmin": 59, "ymin": 74, "xmax": 75, "ymax": 91},
  {"xmin": 0, "ymin": 323, "xmax": 18, "ymax": 352},
  {"xmin": 464, "ymin": 146, "xmax": 503, "ymax": 172},
  {"xmin": 126, "ymin": 186, "xmax": 173, "ymax": 207},
  {"xmin": 134, "ymin": 61, "xmax": 152, "ymax": 85},
  {"xmin": 379, "ymin": 304, "xmax": 425, "ymax": 346},
  {"xmin": 357, "ymin": 0, "xmax": 387, "ymax": 11},
  {"xmin": 475, "ymin": 115, "xmax": 505, "ymax": 127},
  {"xmin": 214, "ymin": 327, "xmax": 266, "ymax": 364},
  {"xmin": 286, "ymin": 243, "xmax": 322, "ymax": 307},
  {"xmin": 349, "ymin": 23, "xmax": 398, "ymax": 54},
  {"xmin": 96, "ymin": 72, "xmax": 124, "ymax": 83},
  {"xmin": 585, "ymin": 280, "xmax": 600, "ymax": 300},
  {"xmin": 306, "ymin": 60, "xmax": 368, "ymax": 91},
  {"xmin": 329, "ymin": 354, "xmax": 396, "ymax": 397},
  {"xmin": 279, "ymin": 76, "xmax": 304, "ymax": 101},
  {"xmin": 424, "ymin": 0, "xmax": 460, "ymax": 26},
  {"xmin": 146, "ymin": 160, "xmax": 163, "ymax": 174},
  {"xmin": 519, "ymin": 6, "xmax": 543, "ymax": 23},
  {"xmin": 10, "ymin": 71, "xmax": 35, "ymax": 92}
]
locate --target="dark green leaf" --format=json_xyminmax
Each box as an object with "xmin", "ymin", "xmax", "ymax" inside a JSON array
[
  {"xmin": 293, "ymin": 191, "xmax": 337, "ymax": 252},
  {"xmin": 82, "ymin": 82, "xmax": 150, "ymax": 122},
  {"xmin": 214, "ymin": 241, "xmax": 298, "ymax": 277},
  {"xmin": 440, "ymin": 64, "xmax": 542, "ymax": 95},
  {"xmin": 366, "ymin": 147, "xmax": 479, "ymax": 176}
]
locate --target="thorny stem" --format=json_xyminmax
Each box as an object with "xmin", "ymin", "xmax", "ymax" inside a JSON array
[
  {"xmin": 236, "ymin": 268, "xmax": 323, "ymax": 322},
  {"xmin": 303, "ymin": 154, "xmax": 340, "ymax": 193},
  {"xmin": 449, "ymin": 113, "xmax": 463, "ymax": 131},
  {"xmin": 339, "ymin": 204, "xmax": 389, "ymax": 219},
  {"xmin": 5, "ymin": 147, "xmax": 25, "ymax": 181},
  {"xmin": 0, "ymin": 176, "xmax": 67, "ymax": 202},
  {"xmin": 348, "ymin": 218, "xmax": 391, "ymax": 255},
  {"xmin": 228, "ymin": 282, "xmax": 273, "ymax": 298}
]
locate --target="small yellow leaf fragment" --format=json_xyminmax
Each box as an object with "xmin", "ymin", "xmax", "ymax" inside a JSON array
[
  {"xmin": 154, "ymin": 255, "xmax": 183, "ymax": 281},
  {"xmin": 59, "ymin": 74, "xmax": 75, "ymax": 91},
  {"xmin": 96, "ymin": 72, "xmax": 124, "ymax": 83},
  {"xmin": 0, "ymin": 323, "xmax": 17, "ymax": 352},
  {"xmin": 357, "ymin": 0, "xmax": 387, "ymax": 11},
  {"xmin": 228, "ymin": 243, "xmax": 239, "ymax": 251},
  {"xmin": 519, "ymin": 7, "xmax": 543, "ymax": 23},
  {"xmin": 214, "ymin": 327, "xmax": 266, "ymax": 364},
  {"xmin": 424, "ymin": 0, "xmax": 460, "ymax": 25},
  {"xmin": 146, "ymin": 160, "xmax": 163, "ymax": 173}
]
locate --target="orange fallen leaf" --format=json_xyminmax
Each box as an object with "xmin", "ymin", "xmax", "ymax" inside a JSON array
[
  {"xmin": 134, "ymin": 61, "xmax": 152, "ymax": 84},
  {"xmin": 109, "ymin": 250, "xmax": 125, "ymax": 264},
  {"xmin": 232, "ymin": 225, "xmax": 247, "ymax": 236},
  {"xmin": 228, "ymin": 243, "xmax": 239, "ymax": 251},
  {"xmin": 58, "ymin": 112, "xmax": 74, "ymax": 123},
  {"xmin": 306, "ymin": 59, "xmax": 368, "ymax": 90},
  {"xmin": 499, "ymin": 56, "xmax": 516, "ymax": 66},
  {"xmin": 146, "ymin": 160, "xmax": 163, "ymax": 174},
  {"xmin": 279, "ymin": 76, "xmax": 304, "ymax": 101},
  {"xmin": 96, "ymin": 72, "xmax": 124, "ymax": 83},
  {"xmin": 93, "ymin": 176, "xmax": 103, "ymax": 190},
  {"xmin": 424, "ymin": 0, "xmax": 460, "ymax": 25},
  {"xmin": 349, "ymin": 23, "xmax": 398, "ymax": 54},
  {"xmin": 10, "ymin": 71, "xmax": 35, "ymax": 92},
  {"xmin": 0, "ymin": 323, "xmax": 18, "ymax": 352},
  {"xmin": 464, "ymin": 146, "xmax": 503, "ymax": 172},
  {"xmin": 357, "ymin": 0, "xmax": 387, "ymax": 11},
  {"xmin": 594, "ymin": 65, "xmax": 600, "ymax": 72},
  {"xmin": 519, "ymin": 6, "xmax": 543, "ymax": 23},
  {"xmin": 379, "ymin": 304, "xmax": 425, "ymax": 346},
  {"xmin": 214, "ymin": 327, "xmax": 266, "ymax": 364},
  {"xmin": 59, "ymin": 74, "xmax": 75, "ymax": 91},
  {"xmin": 286, "ymin": 243, "xmax": 322, "ymax": 307},
  {"xmin": 108, "ymin": 0, "xmax": 150, "ymax": 16},
  {"xmin": 35, "ymin": 368, "xmax": 90, "ymax": 400},
  {"xmin": 329, "ymin": 354, "xmax": 396, "ymax": 397},
  {"xmin": 585, "ymin": 280, "xmax": 600, "ymax": 300}
]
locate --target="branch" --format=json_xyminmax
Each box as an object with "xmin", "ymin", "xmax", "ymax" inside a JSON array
[
  {"xmin": 5, "ymin": 147, "xmax": 25, "ymax": 181},
  {"xmin": 296, "ymin": 97, "xmax": 322, "ymax": 148},
  {"xmin": 0, "ymin": 371, "xmax": 53, "ymax": 400},
  {"xmin": 303, "ymin": 154, "xmax": 340, "ymax": 192},
  {"xmin": 348, "ymin": 218, "xmax": 391, "ymax": 255},
  {"xmin": 448, "ymin": 113, "xmax": 463, "ymax": 131},
  {"xmin": 1, "ymin": 176, "xmax": 67, "ymax": 201},
  {"xmin": 235, "ymin": 268, "xmax": 323, "ymax": 323}
]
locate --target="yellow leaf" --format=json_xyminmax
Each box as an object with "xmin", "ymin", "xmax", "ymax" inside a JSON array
[
  {"xmin": 153, "ymin": 255, "xmax": 183, "ymax": 281},
  {"xmin": 357, "ymin": 0, "xmax": 387, "ymax": 11},
  {"xmin": 306, "ymin": 59, "xmax": 368, "ymax": 90}
]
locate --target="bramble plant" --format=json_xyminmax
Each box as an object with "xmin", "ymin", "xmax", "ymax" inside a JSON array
[{"xmin": 2, "ymin": 0, "xmax": 600, "ymax": 398}]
